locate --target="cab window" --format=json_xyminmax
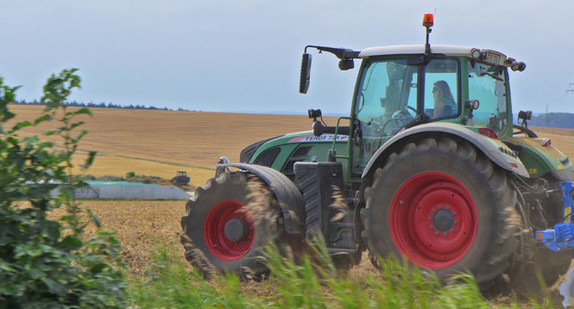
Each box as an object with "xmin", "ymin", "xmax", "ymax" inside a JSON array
[
  {"xmin": 423, "ymin": 58, "xmax": 460, "ymax": 120},
  {"xmin": 468, "ymin": 62, "xmax": 508, "ymax": 133}
]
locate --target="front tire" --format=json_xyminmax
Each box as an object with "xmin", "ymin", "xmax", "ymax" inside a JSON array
[
  {"xmin": 180, "ymin": 172, "xmax": 282, "ymax": 278},
  {"xmin": 364, "ymin": 137, "xmax": 520, "ymax": 287}
]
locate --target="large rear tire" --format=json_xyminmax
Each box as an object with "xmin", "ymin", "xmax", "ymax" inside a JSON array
[
  {"xmin": 180, "ymin": 172, "xmax": 286, "ymax": 278},
  {"xmin": 364, "ymin": 137, "xmax": 521, "ymax": 287}
]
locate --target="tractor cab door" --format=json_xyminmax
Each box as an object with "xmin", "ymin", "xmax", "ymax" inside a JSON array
[
  {"xmin": 350, "ymin": 59, "xmax": 419, "ymax": 176},
  {"xmin": 350, "ymin": 57, "xmax": 462, "ymax": 176}
]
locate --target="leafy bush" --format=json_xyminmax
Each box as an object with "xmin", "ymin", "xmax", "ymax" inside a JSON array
[{"xmin": 0, "ymin": 70, "xmax": 126, "ymax": 308}]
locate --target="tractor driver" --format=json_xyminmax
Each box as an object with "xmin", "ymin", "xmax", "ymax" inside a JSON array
[{"xmin": 432, "ymin": 80, "xmax": 456, "ymax": 118}]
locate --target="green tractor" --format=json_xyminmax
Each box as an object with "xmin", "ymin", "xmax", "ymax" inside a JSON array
[{"xmin": 181, "ymin": 14, "xmax": 574, "ymax": 291}]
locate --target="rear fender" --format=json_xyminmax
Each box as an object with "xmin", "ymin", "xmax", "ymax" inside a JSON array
[
  {"xmin": 505, "ymin": 136, "xmax": 574, "ymax": 181},
  {"xmin": 219, "ymin": 163, "xmax": 305, "ymax": 236},
  {"xmin": 362, "ymin": 123, "xmax": 529, "ymax": 182}
]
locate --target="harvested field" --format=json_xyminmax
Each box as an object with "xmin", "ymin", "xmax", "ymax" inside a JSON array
[
  {"xmin": 50, "ymin": 200, "xmax": 185, "ymax": 276},
  {"xmin": 9, "ymin": 105, "xmax": 334, "ymax": 186},
  {"xmin": 530, "ymin": 126, "xmax": 574, "ymax": 156}
]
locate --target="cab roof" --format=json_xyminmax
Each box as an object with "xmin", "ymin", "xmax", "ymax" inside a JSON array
[{"xmin": 359, "ymin": 45, "xmax": 503, "ymax": 58}]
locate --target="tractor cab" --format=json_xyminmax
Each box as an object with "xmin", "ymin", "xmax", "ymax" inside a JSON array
[
  {"xmin": 349, "ymin": 46, "xmax": 521, "ymax": 175},
  {"xmin": 299, "ymin": 16, "xmax": 526, "ymax": 178}
]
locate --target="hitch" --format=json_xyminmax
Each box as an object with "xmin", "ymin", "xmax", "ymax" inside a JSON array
[{"xmin": 536, "ymin": 181, "xmax": 574, "ymax": 251}]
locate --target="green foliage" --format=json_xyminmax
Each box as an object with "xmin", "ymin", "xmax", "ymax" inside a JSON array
[
  {"xmin": 129, "ymin": 239, "xmax": 538, "ymax": 309},
  {"xmin": 81, "ymin": 172, "xmax": 165, "ymax": 183},
  {"xmin": 0, "ymin": 70, "xmax": 126, "ymax": 308},
  {"xmin": 129, "ymin": 244, "xmax": 270, "ymax": 308},
  {"xmin": 91, "ymin": 175, "xmax": 126, "ymax": 182}
]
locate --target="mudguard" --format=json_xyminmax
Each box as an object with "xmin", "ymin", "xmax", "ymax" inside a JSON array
[
  {"xmin": 505, "ymin": 136, "xmax": 574, "ymax": 181},
  {"xmin": 218, "ymin": 163, "xmax": 306, "ymax": 236},
  {"xmin": 362, "ymin": 122, "xmax": 529, "ymax": 180}
]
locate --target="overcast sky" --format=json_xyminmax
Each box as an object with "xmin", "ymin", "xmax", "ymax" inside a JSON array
[{"xmin": 1, "ymin": 0, "xmax": 573, "ymax": 114}]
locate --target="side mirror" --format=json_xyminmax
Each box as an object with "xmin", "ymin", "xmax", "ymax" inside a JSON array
[
  {"xmin": 338, "ymin": 59, "xmax": 354, "ymax": 70},
  {"xmin": 299, "ymin": 53, "xmax": 312, "ymax": 94}
]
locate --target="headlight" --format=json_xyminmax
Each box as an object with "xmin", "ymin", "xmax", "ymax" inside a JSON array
[
  {"xmin": 511, "ymin": 61, "xmax": 526, "ymax": 72},
  {"xmin": 471, "ymin": 49, "xmax": 482, "ymax": 60}
]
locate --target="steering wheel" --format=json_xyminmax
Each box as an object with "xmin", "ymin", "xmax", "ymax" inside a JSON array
[
  {"xmin": 381, "ymin": 108, "xmax": 415, "ymax": 134},
  {"xmin": 362, "ymin": 118, "xmax": 385, "ymax": 136}
]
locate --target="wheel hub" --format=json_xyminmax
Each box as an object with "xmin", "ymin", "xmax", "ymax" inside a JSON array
[
  {"xmin": 203, "ymin": 200, "xmax": 255, "ymax": 261},
  {"xmin": 224, "ymin": 218, "xmax": 248, "ymax": 242},
  {"xmin": 432, "ymin": 208, "xmax": 455, "ymax": 232}
]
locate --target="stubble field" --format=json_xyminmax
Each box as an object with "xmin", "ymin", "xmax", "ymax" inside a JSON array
[
  {"xmin": 14, "ymin": 104, "xmax": 574, "ymax": 305},
  {"xmin": 9, "ymin": 105, "xmax": 323, "ymax": 186}
]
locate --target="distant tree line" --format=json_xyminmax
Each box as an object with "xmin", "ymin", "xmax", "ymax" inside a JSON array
[
  {"xmin": 13, "ymin": 99, "xmax": 194, "ymax": 112},
  {"xmin": 529, "ymin": 112, "xmax": 574, "ymax": 129}
]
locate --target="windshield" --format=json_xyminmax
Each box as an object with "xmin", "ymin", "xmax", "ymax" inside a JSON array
[
  {"xmin": 352, "ymin": 59, "xmax": 418, "ymax": 174},
  {"xmin": 467, "ymin": 62, "xmax": 509, "ymax": 133},
  {"xmin": 354, "ymin": 60, "xmax": 418, "ymax": 135}
]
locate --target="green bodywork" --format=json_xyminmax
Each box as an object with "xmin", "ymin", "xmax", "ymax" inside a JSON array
[
  {"xmin": 246, "ymin": 53, "xmax": 572, "ymax": 184},
  {"xmin": 248, "ymin": 131, "xmax": 350, "ymax": 182},
  {"xmin": 505, "ymin": 136, "xmax": 572, "ymax": 178}
]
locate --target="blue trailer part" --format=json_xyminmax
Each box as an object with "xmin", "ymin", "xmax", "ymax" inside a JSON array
[{"xmin": 536, "ymin": 181, "xmax": 574, "ymax": 251}]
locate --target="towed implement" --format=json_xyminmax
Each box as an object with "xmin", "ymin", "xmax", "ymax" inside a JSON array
[{"xmin": 181, "ymin": 14, "xmax": 574, "ymax": 296}]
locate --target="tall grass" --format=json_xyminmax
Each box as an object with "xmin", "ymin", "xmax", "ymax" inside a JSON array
[{"xmin": 127, "ymin": 241, "xmax": 553, "ymax": 308}]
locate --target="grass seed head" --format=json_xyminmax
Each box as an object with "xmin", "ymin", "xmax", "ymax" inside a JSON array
[
  {"xmin": 330, "ymin": 185, "xmax": 348, "ymax": 223},
  {"xmin": 244, "ymin": 174, "xmax": 278, "ymax": 226}
]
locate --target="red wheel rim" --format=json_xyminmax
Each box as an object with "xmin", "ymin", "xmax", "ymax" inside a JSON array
[
  {"xmin": 389, "ymin": 172, "xmax": 478, "ymax": 269},
  {"xmin": 204, "ymin": 200, "xmax": 255, "ymax": 261}
]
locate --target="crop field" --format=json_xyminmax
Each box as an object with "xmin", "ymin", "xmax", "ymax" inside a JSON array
[
  {"xmin": 13, "ymin": 104, "xmax": 574, "ymax": 306},
  {"xmin": 9, "ymin": 105, "xmax": 325, "ymax": 186}
]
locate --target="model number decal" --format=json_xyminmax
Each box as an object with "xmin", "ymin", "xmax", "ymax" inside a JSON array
[{"xmin": 288, "ymin": 135, "xmax": 348, "ymax": 143}]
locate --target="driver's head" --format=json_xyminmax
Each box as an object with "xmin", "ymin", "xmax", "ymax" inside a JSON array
[{"xmin": 433, "ymin": 81, "xmax": 454, "ymax": 101}]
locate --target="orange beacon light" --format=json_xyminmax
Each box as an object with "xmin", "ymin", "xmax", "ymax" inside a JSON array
[{"xmin": 423, "ymin": 13, "xmax": 434, "ymax": 28}]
